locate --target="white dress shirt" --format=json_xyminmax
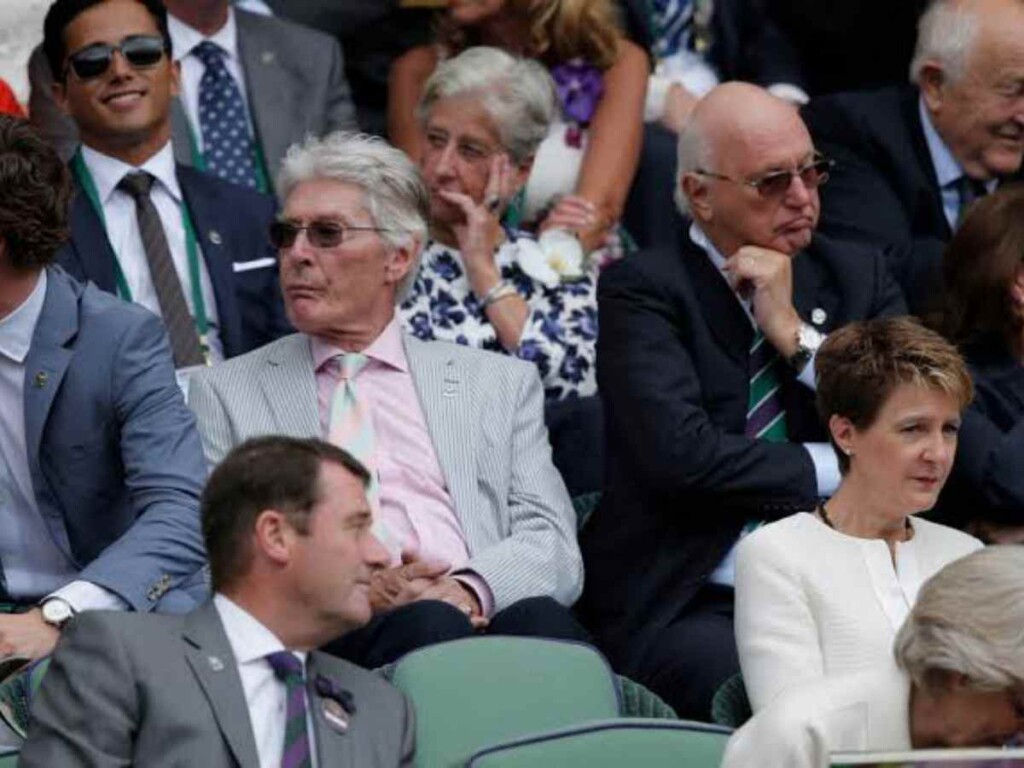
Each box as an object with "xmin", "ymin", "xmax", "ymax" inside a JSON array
[
  {"xmin": 80, "ymin": 143, "xmax": 223, "ymax": 363},
  {"xmin": 168, "ymin": 9, "xmax": 253, "ymax": 155},
  {"xmin": 213, "ymin": 594, "xmax": 318, "ymax": 768},
  {"xmin": 0, "ymin": 271, "xmax": 123, "ymax": 611}
]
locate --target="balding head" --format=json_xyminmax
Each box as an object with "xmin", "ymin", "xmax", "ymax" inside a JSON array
[{"xmin": 677, "ymin": 83, "xmax": 824, "ymax": 257}]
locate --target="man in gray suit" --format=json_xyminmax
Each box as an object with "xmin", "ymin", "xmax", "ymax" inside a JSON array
[
  {"xmin": 0, "ymin": 115, "xmax": 206, "ymax": 663},
  {"xmin": 188, "ymin": 132, "xmax": 588, "ymax": 668},
  {"xmin": 28, "ymin": 0, "xmax": 357, "ymax": 194},
  {"xmin": 22, "ymin": 436, "xmax": 414, "ymax": 767}
]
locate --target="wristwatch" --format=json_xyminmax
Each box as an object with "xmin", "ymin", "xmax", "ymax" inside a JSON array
[
  {"xmin": 787, "ymin": 322, "xmax": 825, "ymax": 373},
  {"xmin": 40, "ymin": 597, "xmax": 76, "ymax": 629}
]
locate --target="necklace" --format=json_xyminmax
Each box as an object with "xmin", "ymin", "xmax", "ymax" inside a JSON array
[{"xmin": 816, "ymin": 502, "xmax": 913, "ymax": 537}]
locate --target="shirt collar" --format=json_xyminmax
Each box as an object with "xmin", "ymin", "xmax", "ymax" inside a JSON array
[
  {"xmin": 213, "ymin": 593, "xmax": 307, "ymax": 666},
  {"xmin": 0, "ymin": 270, "xmax": 48, "ymax": 364},
  {"xmin": 168, "ymin": 7, "xmax": 239, "ymax": 64},
  {"xmin": 310, "ymin": 315, "xmax": 409, "ymax": 374},
  {"xmin": 689, "ymin": 222, "xmax": 729, "ymax": 276},
  {"xmin": 919, "ymin": 96, "xmax": 965, "ymax": 189},
  {"xmin": 80, "ymin": 142, "xmax": 182, "ymax": 205}
]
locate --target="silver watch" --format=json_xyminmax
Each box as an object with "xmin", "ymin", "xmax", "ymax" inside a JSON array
[
  {"xmin": 40, "ymin": 598, "xmax": 76, "ymax": 629},
  {"xmin": 787, "ymin": 322, "xmax": 825, "ymax": 372}
]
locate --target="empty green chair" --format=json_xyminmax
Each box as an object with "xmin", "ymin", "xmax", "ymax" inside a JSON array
[
  {"xmin": 467, "ymin": 718, "xmax": 732, "ymax": 768},
  {"xmin": 390, "ymin": 637, "xmax": 620, "ymax": 768}
]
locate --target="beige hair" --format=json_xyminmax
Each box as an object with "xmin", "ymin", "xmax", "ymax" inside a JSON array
[{"xmin": 910, "ymin": 0, "xmax": 981, "ymax": 85}]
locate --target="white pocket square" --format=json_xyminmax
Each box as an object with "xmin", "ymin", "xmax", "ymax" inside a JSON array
[{"xmin": 232, "ymin": 257, "xmax": 277, "ymax": 273}]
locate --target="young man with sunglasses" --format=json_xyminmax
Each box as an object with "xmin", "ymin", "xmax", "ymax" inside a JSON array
[
  {"xmin": 577, "ymin": 82, "xmax": 907, "ymax": 722},
  {"xmin": 43, "ymin": 0, "xmax": 290, "ymax": 376}
]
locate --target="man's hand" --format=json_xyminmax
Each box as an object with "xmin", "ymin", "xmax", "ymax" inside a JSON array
[
  {"xmin": 723, "ymin": 245, "xmax": 802, "ymax": 358},
  {"xmin": 0, "ymin": 609, "xmax": 60, "ymax": 662},
  {"xmin": 369, "ymin": 551, "xmax": 450, "ymax": 615},
  {"xmin": 419, "ymin": 577, "xmax": 489, "ymax": 630}
]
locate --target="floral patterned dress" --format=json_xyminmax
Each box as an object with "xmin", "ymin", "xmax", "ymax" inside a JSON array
[{"xmin": 400, "ymin": 231, "xmax": 598, "ymax": 401}]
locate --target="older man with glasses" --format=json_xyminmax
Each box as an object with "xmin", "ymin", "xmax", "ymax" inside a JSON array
[{"xmin": 577, "ymin": 81, "xmax": 907, "ymax": 722}]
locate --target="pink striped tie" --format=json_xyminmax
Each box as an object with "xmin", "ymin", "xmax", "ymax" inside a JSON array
[{"xmin": 327, "ymin": 354, "xmax": 377, "ymax": 501}]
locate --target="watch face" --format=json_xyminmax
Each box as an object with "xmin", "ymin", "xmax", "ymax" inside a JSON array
[{"xmin": 42, "ymin": 600, "xmax": 73, "ymax": 625}]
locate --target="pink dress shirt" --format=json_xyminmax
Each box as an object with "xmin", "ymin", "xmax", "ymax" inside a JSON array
[{"xmin": 311, "ymin": 317, "xmax": 494, "ymax": 614}]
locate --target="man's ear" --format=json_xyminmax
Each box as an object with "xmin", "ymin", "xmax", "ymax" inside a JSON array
[
  {"xmin": 386, "ymin": 238, "xmax": 420, "ymax": 288},
  {"xmin": 169, "ymin": 58, "xmax": 182, "ymax": 100},
  {"xmin": 253, "ymin": 509, "xmax": 298, "ymax": 568},
  {"xmin": 51, "ymin": 78, "xmax": 70, "ymax": 116},
  {"xmin": 682, "ymin": 173, "xmax": 712, "ymax": 222},
  {"xmin": 917, "ymin": 61, "xmax": 947, "ymax": 113}
]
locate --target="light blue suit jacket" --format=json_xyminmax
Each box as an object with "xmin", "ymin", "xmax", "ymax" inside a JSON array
[{"xmin": 25, "ymin": 267, "xmax": 208, "ymax": 611}]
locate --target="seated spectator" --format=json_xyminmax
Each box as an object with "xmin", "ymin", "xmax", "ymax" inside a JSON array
[
  {"xmin": 389, "ymin": 0, "xmax": 648, "ymax": 259},
  {"xmin": 724, "ymin": 546, "xmax": 1024, "ymax": 766},
  {"xmin": 0, "ymin": 115, "xmax": 206, "ymax": 662},
  {"xmin": 735, "ymin": 317, "xmax": 981, "ymax": 713},
  {"xmin": 803, "ymin": 0, "xmax": 1024, "ymax": 314},
  {"xmin": 43, "ymin": 0, "xmax": 290, "ymax": 371},
  {"xmin": 399, "ymin": 47, "xmax": 597, "ymax": 401},
  {"xmin": 937, "ymin": 185, "xmax": 1024, "ymax": 539},
  {"xmin": 30, "ymin": 0, "xmax": 358, "ymax": 194},
  {"xmin": 0, "ymin": 79, "xmax": 24, "ymax": 117},
  {"xmin": 189, "ymin": 132, "xmax": 588, "ymax": 669},
  {"xmin": 21, "ymin": 437, "xmax": 414, "ymax": 767},
  {"xmin": 576, "ymin": 82, "xmax": 905, "ymax": 721}
]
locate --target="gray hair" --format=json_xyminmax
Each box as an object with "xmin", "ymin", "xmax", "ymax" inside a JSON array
[
  {"xmin": 417, "ymin": 46, "xmax": 557, "ymax": 164},
  {"xmin": 277, "ymin": 132, "xmax": 430, "ymax": 300},
  {"xmin": 674, "ymin": 115, "xmax": 714, "ymax": 217},
  {"xmin": 910, "ymin": 0, "xmax": 980, "ymax": 85},
  {"xmin": 895, "ymin": 546, "xmax": 1024, "ymax": 692}
]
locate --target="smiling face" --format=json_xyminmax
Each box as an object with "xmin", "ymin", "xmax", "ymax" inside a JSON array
[
  {"xmin": 53, "ymin": 0, "xmax": 177, "ymax": 161},
  {"xmin": 833, "ymin": 383, "xmax": 961, "ymax": 518}
]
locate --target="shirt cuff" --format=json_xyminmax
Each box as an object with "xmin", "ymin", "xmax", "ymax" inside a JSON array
[
  {"xmin": 796, "ymin": 348, "xmax": 819, "ymax": 390},
  {"xmin": 49, "ymin": 581, "xmax": 130, "ymax": 613},
  {"xmin": 767, "ymin": 82, "xmax": 811, "ymax": 105},
  {"xmin": 452, "ymin": 572, "xmax": 495, "ymax": 619},
  {"xmin": 804, "ymin": 442, "xmax": 841, "ymax": 497},
  {"xmin": 645, "ymin": 73, "xmax": 674, "ymax": 122}
]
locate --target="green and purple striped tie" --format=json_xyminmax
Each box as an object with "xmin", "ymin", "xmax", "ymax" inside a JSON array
[
  {"xmin": 746, "ymin": 329, "xmax": 788, "ymax": 443},
  {"xmin": 266, "ymin": 651, "xmax": 312, "ymax": 768}
]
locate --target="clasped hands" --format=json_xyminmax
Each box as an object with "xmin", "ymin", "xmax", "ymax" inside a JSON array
[
  {"xmin": 370, "ymin": 550, "xmax": 488, "ymax": 630},
  {"xmin": 722, "ymin": 244, "xmax": 802, "ymax": 360},
  {"xmin": 0, "ymin": 609, "xmax": 60, "ymax": 665}
]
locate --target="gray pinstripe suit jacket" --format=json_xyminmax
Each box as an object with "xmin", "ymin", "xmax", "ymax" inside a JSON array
[{"xmin": 187, "ymin": 331, "xmax": 583, "ymax": 611}]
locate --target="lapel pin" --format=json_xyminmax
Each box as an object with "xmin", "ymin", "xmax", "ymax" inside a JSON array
[
  {"xmin": 321, "ymin": 699, "xmax": 349, "ymax": 734},
  {"xmin": 811, "ymin": 308, "xmax": 827, "ymax": 326},
  {"xmin": 315, "ymin": 674, "xmax": 355, "ymax": 734},
  {"xmin": 33, "ymin": 372, "xmax": 48, "ymax": 388},
  {"xmin": 208, "ymin": 230, "xmax": 223, "ymax": 246},
  {"xmin": 443, "ymin": 361, "xmax": 458, "ymax": 397},
  {"xmin": 261, "ymin": 51, "xmax": 275, "ymax": 65},
  {"xmin": 207, "ymin": 655, "xmax": 225, "ymax": 672}
]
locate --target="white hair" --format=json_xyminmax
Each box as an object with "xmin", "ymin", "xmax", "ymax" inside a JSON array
[
  {"xmin": 674, "ymin": 115, "xmax": 714, "ymax": 217},
  {"xmin": 910, "ymin": 0, "xmax": 981, "ymax": 85},
  {"xmin": 417, "ymin": 46, "xmax": 557, "ymax": 164},
  {"xmin": 895, "ymin": 546, "xmax": 1024, "ymax": 692},
  {"xmin": 277, "ymin": 132, "xmax": 430, "ymax": 301}
]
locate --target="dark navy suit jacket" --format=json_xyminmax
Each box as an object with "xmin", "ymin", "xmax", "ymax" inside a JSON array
[
  {"xmin": 56, "ymin": 164, "xmax": 290, "ymax": 359},
  {"xmin": 577, "ymin": 223, "xmax": 906, "ymax": 675}
]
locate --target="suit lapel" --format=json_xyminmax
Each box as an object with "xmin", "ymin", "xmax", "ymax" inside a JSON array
[
  {"xmin": 903, "ymin": 90, "xmax": 952, "ymax": 239},
  {"xmin": 792, "ymin": 244, "xmax": 840, "ymax": 332},
  {"xmin": 306, "ymin": 653, "xmax": 354, "ymax": 768},
  {"xmin": 259, "ymin": 335, "xmax": 322, "ymax": 437},
  {"xmin": 182, "ymin": 602, "xmax": 260, "ymax": 768},
  {"xmin": 67, "ymin": 186, "xmax": 119, "ymax": 292},
  {"xmin": 680, "ymin": 236, "xmax": 754, "ymax": 366},
  {"xmin": 403, "ymin": 336, "xmax": 478, "ymax": 536}
]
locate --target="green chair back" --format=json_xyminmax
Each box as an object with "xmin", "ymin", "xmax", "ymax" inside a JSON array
[
  {"xmin": 467, "ymin": 718, "xmax": 732, "ymax": 768},
  {"xmin": 710, "ymin": 672, "xmax": 752, "ymax": 729},
  {"xmin": 390, "ymin": 637, "xmax": 620, "ymax": 768},
  {"xmin": 0, "ymin": 748, "xmax": 17, "ymax": 767},
  {"xmin": 615, "ymin": 675, "xmax": 678, "ymax": 719}
]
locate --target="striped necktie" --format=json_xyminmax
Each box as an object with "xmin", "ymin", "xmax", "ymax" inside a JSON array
[
  {"xmin": 652, "ymin": 0, "xmax": 694, "ymax": 58},
  {"xmin": 327, "ymin": 353, "xmax": 379, "ymax": 506},
  {"xmin": 746, "ymin": 329, "xmax": 788, "ymax": 443},
  {"xmin": 265, "ymin": 651, "xmax": 312, "ymax": 768}
]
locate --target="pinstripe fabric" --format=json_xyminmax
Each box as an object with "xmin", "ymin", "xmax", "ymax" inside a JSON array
[{"xmin": 188, "ymin": 332, "xmax": 583, "ymax": 612}]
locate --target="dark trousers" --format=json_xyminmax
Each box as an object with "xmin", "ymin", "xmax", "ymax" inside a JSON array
[
  {"xmin": 630, "ymin": 584, "xmax": 739, "ymax": 722},
  {"xmin": 324, "ymin": 596, "xmax": 592, "ymax": 669}
]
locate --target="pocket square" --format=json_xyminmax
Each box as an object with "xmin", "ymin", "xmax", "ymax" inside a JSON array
[{"xmin": 232, "ymin": 257, "xmax": 276, "ymax": 273}]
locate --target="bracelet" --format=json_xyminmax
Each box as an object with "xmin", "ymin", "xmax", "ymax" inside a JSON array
[{"xmin": 479, "ymin": 280, "xmax": 518, "ymax": 309}]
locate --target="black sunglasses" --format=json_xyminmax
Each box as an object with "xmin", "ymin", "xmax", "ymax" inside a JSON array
[
  {"xmin": 696, "ymin": 155, "xmax": 835, "ymax": 199},
  {"xmin": 269, "ymin": 220, "xmax": 393, "ymax": 249},
  {"xmin": 63, "ymin": 35, "xmax": 168, "ymax": 81}
]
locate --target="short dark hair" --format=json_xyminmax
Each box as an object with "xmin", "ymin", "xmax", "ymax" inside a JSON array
[
  {"xmin": 940, "ymin": 184, "xmax": 1024, "ymax": 348},
  {"xmin": 43, "ymin": 0, "xmax": 173, "ymax": 81},
  {"xmin": 816, "ymin": 316, "xmax": 973, "ymax": 473},
  {"xmin": 0, "ymin": 116, "xmax": 72, "ymax": 270},
  {"xmin": 201, "ymin": 437, "xmax": 371, "ymax": 592}
]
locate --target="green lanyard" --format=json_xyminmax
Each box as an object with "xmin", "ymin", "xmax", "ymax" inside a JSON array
[
  {"xmin": 184, "ymin": 115, "xmax": 270, "ymax": 195},
  {"xmin": 71, "ymin": 150, "xmax": 211, "ymax": 359}
]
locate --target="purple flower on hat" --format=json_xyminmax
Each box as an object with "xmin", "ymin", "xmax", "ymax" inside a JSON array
[{"xmin": 550, "ymin": 58, "xmax": 604, "ymax": 127}]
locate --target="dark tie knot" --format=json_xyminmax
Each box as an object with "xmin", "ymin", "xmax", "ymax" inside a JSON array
[
  {"xmin": 193, "ymin": 40, "xmax": 227, "ymax": 70},
  {"xmin": 266, "ymin": 651, "xmax": 305, "ymax": 685},
  {"xmin": 117, "ymin": 171, "xmax": 155, "ymax": 199}
]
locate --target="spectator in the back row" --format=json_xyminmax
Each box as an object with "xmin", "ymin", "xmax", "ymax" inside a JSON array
[
  {"xmin": 43, "ymin": 0, "xmax": 290, "ymax": 371},
  {"xmin": 804, "ymin": 0, "xmax": 1024, "ymax": 314},
  {"xmin": 30, "ymin": 0, "xmax": 358, "ymax": 195},
  {"xmin": 577, "ymin": 82, "xmax": 905, "ymax": 721}
]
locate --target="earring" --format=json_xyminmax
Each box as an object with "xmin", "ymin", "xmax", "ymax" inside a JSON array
[{"xmin": 844, "ymin": 448, "xmax": 855, "ymax": 457}]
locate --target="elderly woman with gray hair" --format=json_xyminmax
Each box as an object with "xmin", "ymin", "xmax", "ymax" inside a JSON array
[
  {"xmin": 399, "ymin": 46, "xmax": 598, "ymax": 401},
  {"xmin": 725, "ymin": 545, "xmax": 1024, "ymax": 767}
]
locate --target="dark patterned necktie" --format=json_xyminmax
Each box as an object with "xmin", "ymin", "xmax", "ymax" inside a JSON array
[
  {"xmin": 117, "ymin": 172, "xmax": 204, "ymax": 368},
  {"xmin": 265, "ymin": 651, "xmax": 313, "ymax": 768},
  {"xmin": 746, "ymin": 329, "xmax": 789, "ymax": 442},
  {"xmin": 193, "ymin": 41, "xmax": 259, "ymax": 189},
  {"xmin": 954, "ymin": 175, "xmax": 988, "ymax": 227}
]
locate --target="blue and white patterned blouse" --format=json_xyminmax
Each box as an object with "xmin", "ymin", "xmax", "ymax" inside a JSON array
[{"xmin": 400, "ymin": 232, "xmax": 598, "ymax": 401}]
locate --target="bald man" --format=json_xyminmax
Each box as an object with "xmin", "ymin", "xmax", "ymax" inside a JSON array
[{"xmin": 578, "ymin": 83, "xmax": 906, "ymax": 720}]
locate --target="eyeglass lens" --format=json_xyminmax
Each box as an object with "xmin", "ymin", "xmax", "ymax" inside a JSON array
[
  {"xmin": 269, "ymin": 221, "xmax": 347, "ymax": 249},
  {"xmin": 67, "ymin": 35, "xmax": 166, "ymax": 80},
  {"xmin": 757, "ymin": 159, "xmax": 832, "ymax": 197}
]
